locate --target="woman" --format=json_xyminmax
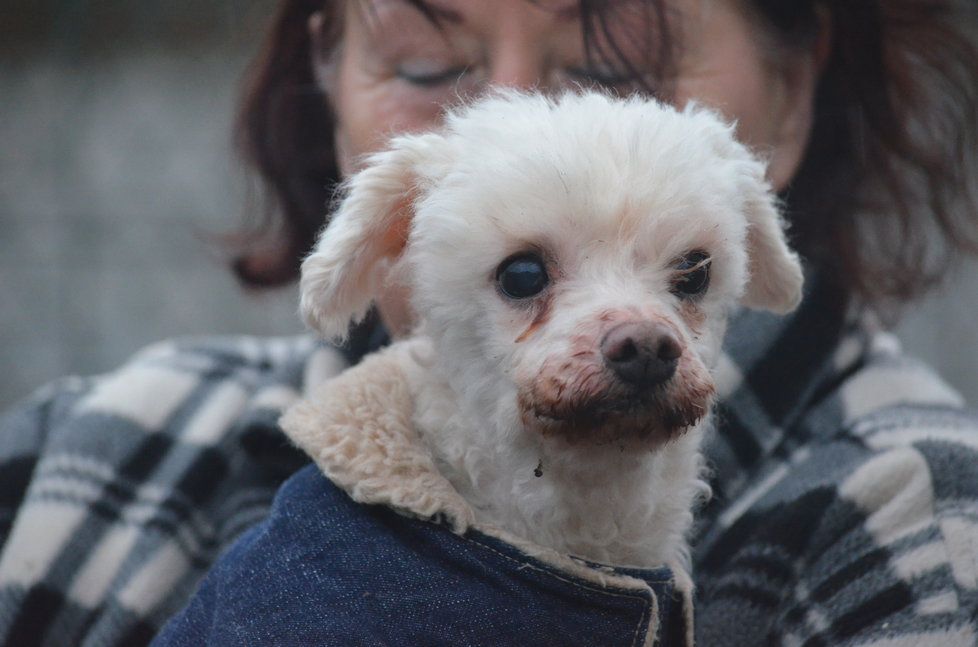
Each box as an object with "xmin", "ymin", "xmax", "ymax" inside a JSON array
[{"xmin": 1, "ymin": 1, "xmax": 976, "ymax": 645}]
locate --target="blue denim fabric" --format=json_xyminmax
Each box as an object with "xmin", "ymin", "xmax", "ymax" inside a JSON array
[{"xmin": 152, "ymin": 465, "xmax": 688, "ymax": 646}]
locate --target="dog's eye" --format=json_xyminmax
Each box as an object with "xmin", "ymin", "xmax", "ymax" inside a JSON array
[
  {"xmin": 671, "ymin": 251, "xmax": 711, "ymax": 298},
  {"xmin": 497, "ymin": 253, "xmax": 549, "ymax": 299}
]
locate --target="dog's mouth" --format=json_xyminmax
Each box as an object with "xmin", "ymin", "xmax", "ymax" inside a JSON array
[
  {"xmin": 519, "ymin": 384, "xmax": 714, "ymax": 448},
  {"xmin": 517, "ymin": 341, "xmax": 717, "ymax": 448}
]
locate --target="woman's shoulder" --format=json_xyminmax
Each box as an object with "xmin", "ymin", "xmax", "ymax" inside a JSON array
[
  {"xmin": 0, "ymin": 333, "xmax": 350, "ymax": 647},
  {"xmin": 695, "ymin": 323, "xmax": 978, "ymax": 646},
  {"xmin": 7, "ymin": 334, "xmax": 346, "ymax": 430}
]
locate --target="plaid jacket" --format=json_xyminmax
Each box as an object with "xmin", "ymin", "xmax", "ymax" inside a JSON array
[{"xmin": 1, "ymin": 275, "xmax": 976, "ymax": 646}]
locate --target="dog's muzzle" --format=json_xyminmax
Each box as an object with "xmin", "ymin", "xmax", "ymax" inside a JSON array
[
  {"xmin": 519, "ymin": 390, "xmax": 711, "ymax": 447},
  {"xmin": 518, "ymin": 340, "xmax": 715, "ymax": 447}
]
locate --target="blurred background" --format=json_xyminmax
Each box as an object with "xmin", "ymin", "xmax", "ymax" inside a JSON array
[{"xmin": 1, "ymin": 1, "xmax": 977, "ymax": 408}]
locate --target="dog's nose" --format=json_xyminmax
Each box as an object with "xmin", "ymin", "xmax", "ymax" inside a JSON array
[{"xmin": 601, "ymin": 322, "xmax": 682, "ymax": 387}]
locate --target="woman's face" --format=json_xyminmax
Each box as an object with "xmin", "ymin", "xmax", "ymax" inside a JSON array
[{"xmin": 312, "ymin": 0, "xmax": 823, "ymax": 333}]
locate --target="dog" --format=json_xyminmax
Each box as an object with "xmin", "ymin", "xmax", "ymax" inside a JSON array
[{"xmin": 282, "ymin": 90, "xmax": 803, "ymax": 571}]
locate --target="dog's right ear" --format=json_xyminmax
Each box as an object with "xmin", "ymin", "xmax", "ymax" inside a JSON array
[{"xmin": 300, "ymin": 132, "xmax": 449, "ymax": 340}]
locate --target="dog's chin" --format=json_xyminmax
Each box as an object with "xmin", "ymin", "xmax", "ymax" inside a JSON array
[{"xmin": 519, "ymin": 389, "xmax": 713, "ymax": 450}]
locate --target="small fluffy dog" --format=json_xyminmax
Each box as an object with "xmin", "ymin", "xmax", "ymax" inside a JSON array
[{"xmin": 283, "ymin": 90, "xmax": 803, "ymax": 571}]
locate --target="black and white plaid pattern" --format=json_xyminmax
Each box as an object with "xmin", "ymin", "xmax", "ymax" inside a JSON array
[
  {"xmin": 0, "ymin": 336, "xmax": 345, "ymax": 646},
  {"xmin": 693, "ymin": 278, "xmax": 978, "ymax": 646},
  {"xmin": 1, "ymin": 276, "xmax": 976, "ymax": 646}
]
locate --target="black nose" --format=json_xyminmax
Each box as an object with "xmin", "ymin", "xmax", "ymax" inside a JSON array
[{"xmin": 601, "ymin": 322, "xmax": 682, "ymax": 387}]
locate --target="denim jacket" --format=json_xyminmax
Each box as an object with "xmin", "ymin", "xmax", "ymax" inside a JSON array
[{"xmin": 152, "ymin": 463, "xmax": 692, "ymax": 646}]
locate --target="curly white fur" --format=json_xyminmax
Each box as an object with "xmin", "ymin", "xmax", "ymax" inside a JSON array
[{"xmin": 290, "ymin": 90, "xmax": 803, "ymax": 570}]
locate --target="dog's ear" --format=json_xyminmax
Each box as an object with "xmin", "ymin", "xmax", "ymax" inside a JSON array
[
  {"xmin": 681, "ymin": 103, "xmax": 804, "ymax": 314},
  {"xmin": 739, "ymin": 178, "xmax": 804, "ymax": 314},
  {"xmin": 300, "ymin": 132, "xmax": 449, "ymax": 340}
]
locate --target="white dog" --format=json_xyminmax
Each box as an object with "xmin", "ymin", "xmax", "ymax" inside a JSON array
[{"xmin": 282, "ymin": 90, "xmax": 803, "ymax": 572}]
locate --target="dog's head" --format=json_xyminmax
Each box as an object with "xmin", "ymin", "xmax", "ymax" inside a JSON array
[{"xmin": 301, "ymin": 90, "xmax": 803, "ymax": 448}]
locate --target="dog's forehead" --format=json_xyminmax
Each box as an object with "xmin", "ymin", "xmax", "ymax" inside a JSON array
[{"xmin": 425, "ymin": 104, "xmax": 750, "ymax": 259}]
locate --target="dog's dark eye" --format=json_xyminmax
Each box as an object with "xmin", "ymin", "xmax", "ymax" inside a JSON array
[
  {"xmin": 497, "ymin": 253, "xmax": 549, "ymax": 299},
  {"xmin": 671, "ymin": 251, "xmax": 711, "ymax": 298}
]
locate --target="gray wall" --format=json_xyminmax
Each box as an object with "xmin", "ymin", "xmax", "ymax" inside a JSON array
[
  {"xmin": 2, "ymin": 3, "xmax": 976, "ymax": 408},
  {"xmin": 2, "ymin": 2, "xmax": 302, "ymax": 407}
]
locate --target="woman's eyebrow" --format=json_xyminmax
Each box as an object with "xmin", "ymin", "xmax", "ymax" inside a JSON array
[
  {"xmin": 404, "ymin": 0, "xmax": 465, "ymax": 25},
  {"xmin": 400, "ymin": 0, "xmax": 581, "ymax": 25},
  {"xmin": 552, "ymin": 3, "xmax": 581, "ymax": 22},
  {"xmin": 360, "ymin": 0, "xmax": 462, "ymax": 33}
]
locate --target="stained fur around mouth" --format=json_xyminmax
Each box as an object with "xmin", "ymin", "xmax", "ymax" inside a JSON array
[
  {"xmin": 519, "ymin": 348, "xmax": 718, "ymax": 447},
  {"xmin": 520, "ymin": 382, "xmax": 715, "ymax": 447}
]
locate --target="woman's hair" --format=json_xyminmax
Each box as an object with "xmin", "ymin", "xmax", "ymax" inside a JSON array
[{"xmin": 233, "ymin": 0, "xmax": 978, "ymax": 307}]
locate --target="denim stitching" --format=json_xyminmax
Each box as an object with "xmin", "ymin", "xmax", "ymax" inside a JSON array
[
  {"xmin": 466, "ymin": 534, "xmax": 649, "ymax": 598},
  {"xmin": 464, "ymin": 533, "xmax": 655, "ymax": 645},
  {"xmin": 630, "ymin": 593, "xmax": 655, "ymax": 647}
]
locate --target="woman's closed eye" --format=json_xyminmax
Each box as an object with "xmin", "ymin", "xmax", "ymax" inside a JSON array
[
  {"xmin": 563, "ymin": 65, "xmax": 639, "ymax": 90},
  {"xmin": 395, "ymin": 62, "xmax": 471, "ymax": 87},
  {"xmin": 395, "ymin": 62, "xmax": 644, "ymax": 93}
]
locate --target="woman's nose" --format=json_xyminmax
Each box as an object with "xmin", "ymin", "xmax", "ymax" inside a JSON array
[
  {"xmin": 482, "ymin": 12, "xmax": 562, "ymax": 92},
  {"xmin": 468, "ymin": 1, "xmax": 575, "ymax": 95},
  {"xmin": 487, "ymin": 46, "xmax": 547, "ymax": 90}
]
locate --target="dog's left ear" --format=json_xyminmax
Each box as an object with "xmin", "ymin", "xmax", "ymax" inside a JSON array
[
  {"xmin": 739, "ymin": 176, "xmax": 804, "ymax": 314},
  {"xmin": 300, "ymin": 132, "xmax": 450, "ymax": 340},
  {"xmin": 682, "ymin": 103, "xmax": 804, "ymax": 314}
]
